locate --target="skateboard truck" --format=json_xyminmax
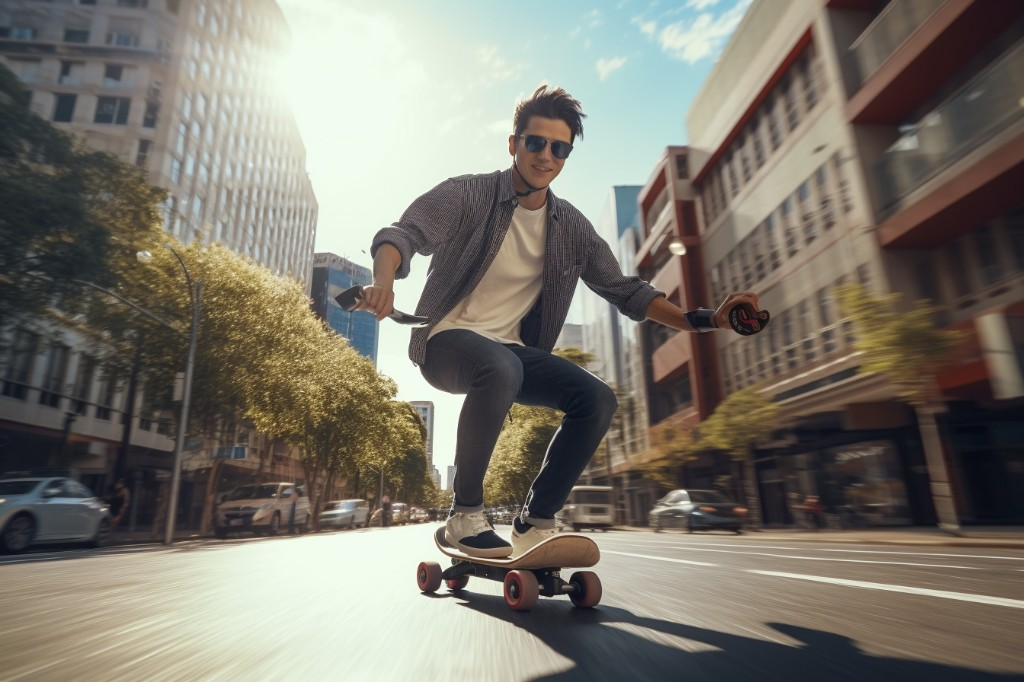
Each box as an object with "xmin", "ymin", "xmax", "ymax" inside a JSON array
[
  {"xmin": 334, "ymin": 285, "xmax": 430, "ymax": 327},
  {"xmin": 727, "ymin": 302, "xmax": 770, "ymax": 336}
]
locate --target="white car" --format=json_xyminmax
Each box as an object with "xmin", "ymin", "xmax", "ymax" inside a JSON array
[
  {"xmin": 214, "ymin": 482, "xmax": 310, "ymax": 538},
  {"xmin": 0, "ymin": 477, "xmax": 111, "ymax": 553}
]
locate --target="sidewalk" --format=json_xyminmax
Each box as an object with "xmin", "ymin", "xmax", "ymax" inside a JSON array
[
  {"xmin": 616, "ymin": 524, "xmax": 1024, "ymax": 550},
  {"xmin": 107, "ymin": 525, "xmax": 1024, "ymax": 550}
]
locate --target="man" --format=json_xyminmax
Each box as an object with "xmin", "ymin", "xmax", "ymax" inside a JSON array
[{"xmin": 358, "ymin": 85, "xmax": 764, "ymax": 558}]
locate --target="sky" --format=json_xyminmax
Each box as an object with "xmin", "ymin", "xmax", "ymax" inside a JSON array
[{"xmin": 273, "ymin": 0, "xmax": 752, "ymax": 481}]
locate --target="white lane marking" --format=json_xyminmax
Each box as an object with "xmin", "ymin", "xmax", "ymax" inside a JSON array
[
  {"xmin": 605, "ymin": 550, "xmax": 717, "ymax": 566},
  {"xmin": 615, "ymin": 538, "xmax": 1024, "ymax": 561},
  {"xmin": 614, "ymin": 543, "xmax": 979, "ymax": 570},
  {"xmin": 750, "ymin": 570, "xmax": 1024, "ymax": 609}
]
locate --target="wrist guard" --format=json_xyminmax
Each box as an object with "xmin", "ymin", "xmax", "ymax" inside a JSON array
[{"xmin": 684, "ymin": 308, "xmax": 718, "ymax": 333}]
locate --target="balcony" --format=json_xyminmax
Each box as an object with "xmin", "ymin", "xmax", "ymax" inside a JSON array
[
  {"xmin": 874, "ymin": 40, "xmax": 1024, "ymax": 213},
  {"xmin": 848, "ymin": 0, "xmax": 944, "ymax": 85}
]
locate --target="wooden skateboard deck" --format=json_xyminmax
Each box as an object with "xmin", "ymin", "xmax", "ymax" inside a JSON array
[
  {"xmin": 433, "ymin": 527, "xmax": 599, "ymax": 568},
  {"xmin": 417, "ymin": 527, "xmax": 603, "ymax": 610}
]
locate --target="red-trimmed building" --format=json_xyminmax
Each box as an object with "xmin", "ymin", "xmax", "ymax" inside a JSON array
[{"xmin": 633, "ymin": 0, "xmax": 1024, "ymax": 526}]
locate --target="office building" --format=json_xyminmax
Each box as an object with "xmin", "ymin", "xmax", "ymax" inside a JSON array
[
  {"xmin": 0, "ymin": 0, "xmax": 319, "ymax": 525},
  {"xmin": 310, "ymin": 253, "xmax": 378, "ymax": 363},
  {"xmin": 410, "ymin": 400, "xmax": 434, "ymax": 470}
]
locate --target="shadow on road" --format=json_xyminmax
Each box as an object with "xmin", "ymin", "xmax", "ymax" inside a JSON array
[{"xmin": 457, "ymin": 597, "xmax": 1018, "ymax": 681}]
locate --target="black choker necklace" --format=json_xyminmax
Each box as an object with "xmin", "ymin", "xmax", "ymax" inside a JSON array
[{"xmin": 513, "ymin": 159, "xmax": 546, "ymax": 197}]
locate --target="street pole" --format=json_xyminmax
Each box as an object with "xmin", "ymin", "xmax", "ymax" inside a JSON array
[{"xmin": 164, "ymin": 279, "xmax": 202, "ymax": 544}]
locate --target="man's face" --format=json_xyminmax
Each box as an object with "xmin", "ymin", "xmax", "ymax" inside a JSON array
[{"xmin": 508, "ymin": 115, "xmax": 572, "ymax": 190}]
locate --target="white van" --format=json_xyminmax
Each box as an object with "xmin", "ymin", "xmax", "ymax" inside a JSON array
[{"xmin": 556, "ymin": 485, "xmax": 614, "ymax": 532}]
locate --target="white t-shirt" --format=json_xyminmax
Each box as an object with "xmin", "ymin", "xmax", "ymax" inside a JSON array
[{"xmin": 429, "ymin": 203, "xmax": 547, "ymax": 344}]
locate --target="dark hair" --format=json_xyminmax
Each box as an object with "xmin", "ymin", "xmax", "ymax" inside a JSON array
[{"xmin": 513, "ymin": 85, "xmax": 586, "ymax": 143}]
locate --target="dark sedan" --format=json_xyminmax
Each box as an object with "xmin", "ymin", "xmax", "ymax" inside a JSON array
[{"xmin": 648, "ymin": 489, "xmax": 747, "ymax": 534}]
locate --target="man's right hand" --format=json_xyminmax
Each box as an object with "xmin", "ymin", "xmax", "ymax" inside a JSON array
[{"xmin": 354, "ymin": 285, "xmax": 395, "ymax": 322}]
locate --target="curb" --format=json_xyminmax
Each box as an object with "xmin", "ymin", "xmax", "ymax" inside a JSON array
[{"xmin": 609, "ymin": 526, "xmax": 1024, "ymax": 550}]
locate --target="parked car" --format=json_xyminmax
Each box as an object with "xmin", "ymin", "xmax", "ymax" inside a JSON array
[
  {"xmin": 391, "ymin": 502, "xmax": 411, "ymax": 525},
  {"xmin": 0, "ymin": 477, "xmax": 110, "ymax": 553},
  {"xmin": 213, "ymin": 482, "xmax": 309, "ymax": 538},
  {"xmin": 318, "ymin": 499, "xmax": 369, "ymax": 530},
  {"xmin": 648, "ymin": 489, "xmax": 747, "ymax": 534},
  {"xmin": 409, "ymin": 507, "xmax": 429, "ymax": 523},
  {"xmin": 556, "ymin": 485, "xmax": 614, "ymax": 532}
]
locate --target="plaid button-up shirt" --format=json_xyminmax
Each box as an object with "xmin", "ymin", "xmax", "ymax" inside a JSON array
[{"xmin": 371, "ymin": 167, "xmax": 663, "ymax": 366}]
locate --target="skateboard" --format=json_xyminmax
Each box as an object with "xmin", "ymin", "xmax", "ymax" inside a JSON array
[{"xmin": 417, "ymin": 527, "xmax": 602, "ymax": 610}]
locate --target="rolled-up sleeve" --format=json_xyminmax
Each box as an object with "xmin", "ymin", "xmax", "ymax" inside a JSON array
[
  {"xmin": 371, "ymin": 179, "xmax": 467, "ymax": 280},
  {"xmin": 582, "ymin": 228, "xmax": 663, "ymax": 320}
]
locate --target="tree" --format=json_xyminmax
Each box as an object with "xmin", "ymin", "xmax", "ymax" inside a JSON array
[
  {"xmin": 835, "ymin": 282, "xmax": 965, "ymax": 533},
  {"xmin": 640, "ymin": 417, "xmax": 697, "ymax": 489},
  {"xmin": 0, "ymin": 63, "xmax": 165, "ymax": 326},
  {"xmin": 698, "ymin": 385, "xmax": 780, "ymax": 528}
]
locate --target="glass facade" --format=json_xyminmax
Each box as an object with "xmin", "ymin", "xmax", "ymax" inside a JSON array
[{"xmin": 310, "ymin": 253, "xmax": 377, "ymax": 364}]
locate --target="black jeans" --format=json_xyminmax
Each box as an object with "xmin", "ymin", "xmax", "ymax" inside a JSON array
[{"xmin": 421, "ymin": 330, "xmax": 617, "ymax": 528}]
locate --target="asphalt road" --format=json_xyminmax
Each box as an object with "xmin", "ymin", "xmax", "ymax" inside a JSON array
[{"xmin": 1, "ymin": 525, "xmax": 1022, "ymax": 682}]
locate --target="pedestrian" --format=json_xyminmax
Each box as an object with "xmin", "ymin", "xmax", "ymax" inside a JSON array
[
  {"xmin": 804, "ymin": 494, "xmax": 824, "ymax": 530},
  {"xmin": 356, "ymin": 85, "xmax": 766, "ymax": 558},
  {"xmin": 381, "ymin": 494, "xmax": 392, "ymax": 528},
  {"xmin": 108, "ymin": 478, "xmax": 130, "ymax": 533}
]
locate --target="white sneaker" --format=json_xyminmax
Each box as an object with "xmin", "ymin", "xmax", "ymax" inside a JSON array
[
  {"xmin": 445, "ymin": 511, "xmax": 512, "ymax": 558},
  {"xmin": 511, "ymin": 518, "xmax": 558, "ymax": 556}
]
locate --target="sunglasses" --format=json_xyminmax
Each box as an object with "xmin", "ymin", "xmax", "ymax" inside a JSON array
[{"xmin": 519, "ymin": 134, "xmax": 573, "ymax": 160}]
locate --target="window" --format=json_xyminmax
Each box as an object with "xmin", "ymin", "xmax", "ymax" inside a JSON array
[
  {"xmin": 95, "ymin": 97, "xmax": 131, "ymax": 124},
  {"xmin": 103, "ymin": 64, "xmax": 125, "ymax": 86},
  {"xmin": 95, "ymin": 370, "xmax": 117, "ymax": 421},
  {"xmin": 38, "ymin": 344, "xmax": 69, "ymax": 409},
  {"xmin": 766, "ymin": 97, "xmax": 781, "ymax": 150},
  {"xmin": 63, "ymin": 28, "xmax": 90, "ymax": 43},
  {"xmin": 136, "ymin": 139, "xmax": 151, "ymax": 166},
  {"xmin": 143, "ymin": 102, "xmax": 158, "ymax": 128},
  {"xmin": 974, "ymin": 224, "xmax": 1004, "ymax": 286},
  {"xmin": 1006, "ymin": 205, "xmax": 1024, "ymax": 270},
  {"xmin": 59, "ymin": 60, "xmax": 85, "ymax": 85},
  {"xmin": 751, "ymin": 117, "xmax": 765, "ymax": 168},
  {"xmin": 53, "ymin": 94, "xmax": 76, "ymax": 123},
  {"xmin": 782, "ymin": 197, "xmax": 798, "ymax": 258},
  {"xmin": 9, "ymin": 26, "xmax": 37, "ymax": 40},
  {"xmin": 71, "ymin": 355, "xmax": 95, "ymax": 415},
  {"xmin": 675, "ymin": 153, "xmax": 688, "ymax": 180},
  {"xmin": 107, "ymin": 32, "xmax": 139, "ymax": 47},
  {"xmin": 3, "ymin": 329, "xmax": 39, "ymax": 400}
]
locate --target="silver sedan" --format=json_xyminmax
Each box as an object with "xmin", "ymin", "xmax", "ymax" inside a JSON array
[{"xmin": 0, "ymin": 477, "xmax": 111, "ymax": 553}]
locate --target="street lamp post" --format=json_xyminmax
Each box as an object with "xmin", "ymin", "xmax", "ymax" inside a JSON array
[{"xmin": 138, "ymin": 246, "xmax": 203, "ymax": 545}]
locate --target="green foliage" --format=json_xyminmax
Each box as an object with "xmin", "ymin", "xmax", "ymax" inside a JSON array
[
  {"xmin": 0, "ymin": 63, "xmax": 166, "ymax": 324},
  {"xmin": 698, "ymin": 385, "xmax": 780, "ymax": 459},
  {"xmin": 835, "ymin": 282, "xmax": 963, "ymax": 405},
  {"xmin": 835, "ymin": 280, "xmax": 962, "ymax": 403},
  {"xmin": 639, "ymin": 418, "xmax": 697, "ymax": 488}
]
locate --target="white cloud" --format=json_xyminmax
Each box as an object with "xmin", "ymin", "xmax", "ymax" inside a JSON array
[
  {"xmin": 686, "ymin": 0, "xmax": 721, "ymax": 10},
  {"xmin": 631, "ymin": 16, "xmax": 657, "ymax": 36},
  {"xmin": 657, "ymin": 0, "xmax": 750, "ymax": 64},
  {"xmin": 474, "ymin": 45, "xmax": 524, "ymax": 83},
  {"xmin": 596, "ymin": 56, "xmax": 628, "ymax": 81}
]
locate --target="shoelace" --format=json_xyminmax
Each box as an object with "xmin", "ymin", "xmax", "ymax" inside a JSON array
[{"xmin": 463, "ymin": 512, "xmax": 493, "ymax": 536}]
